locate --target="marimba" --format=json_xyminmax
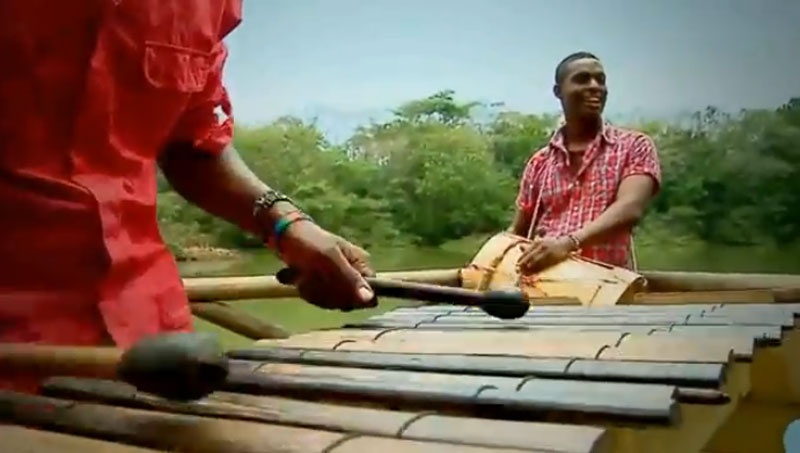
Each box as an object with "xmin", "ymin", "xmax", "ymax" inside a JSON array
[{"xmin": 2, "ymin": 301, "xmax": 799, "ymax": 452}]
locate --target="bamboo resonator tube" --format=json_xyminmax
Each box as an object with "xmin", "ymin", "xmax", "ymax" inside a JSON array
[
  {"xmin": 275, "ymin": 267, "xmax": 530, "ymax": 320},
  {"xmin": 0, "ymin": 332, "xmax": 229, "ymax": 401}
]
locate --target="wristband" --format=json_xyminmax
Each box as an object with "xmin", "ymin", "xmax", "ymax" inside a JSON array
[{"xmin": 267, "ymin": 211, "xmax": 314, "ymax": 250}]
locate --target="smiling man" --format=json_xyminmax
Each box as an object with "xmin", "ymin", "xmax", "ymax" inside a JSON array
[{"xmin": 510, "ymin": 51, "xmax": 662, "ymax": 272}]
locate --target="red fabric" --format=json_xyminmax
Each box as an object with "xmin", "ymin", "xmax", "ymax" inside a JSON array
[
  {"xmin": 516, "ymin": 124, "xmax": 662, "ymax": 268},
  {"xmin": 0, "ymin": 1, "xmax": 242, "ymax": 390}
]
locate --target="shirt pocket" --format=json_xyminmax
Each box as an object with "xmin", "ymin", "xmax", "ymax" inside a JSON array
[
  {"xmin": 142, "ymin": 41, "xmax": 212, "ymax": 94},
  {"xmin": 538, "ymin": 172, "xmax": 572, "ymax": 216},
  {"xmin": 119, "ymin": 40, "xmax": 214, "ymax": 155},
  {"xmin": 588, "ymin": 154, "xmax": 620, "ymax": 205}
]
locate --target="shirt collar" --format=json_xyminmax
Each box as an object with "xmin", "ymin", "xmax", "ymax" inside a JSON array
[{"xmin": 547, "ymin": 121, "xmax": 618, "ymax": 157}]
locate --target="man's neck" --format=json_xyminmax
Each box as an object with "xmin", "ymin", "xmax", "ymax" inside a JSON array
[{"xmin": 562, "ymin": 115, "xmax": 602, "ymax": 146}]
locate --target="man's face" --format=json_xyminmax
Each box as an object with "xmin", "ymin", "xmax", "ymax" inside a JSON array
[{"xmin": 555, "ymin": 58, "xmax": 608, "ymax": 119}]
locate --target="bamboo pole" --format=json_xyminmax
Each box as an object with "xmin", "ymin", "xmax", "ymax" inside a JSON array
[
  {"xmin": 190, "ymin": 302, "xmax": 290, "ymax": 339},
  {"xmin": 0, "ymin": 333, "xmax": 228, "ymax": 401},
  {"xmin": 0, "ymin": 344, "xmax": 122, "ymax": 378},
  {"xmin": 641, "ymin": 270, "xmax": 800, "ymax": 292},
  {"xmin": 182, "ymin": 268, "xmax": 800, "ymax": 303},
  {"xmin": 183, "ymin": 268, "xmax": 461, "ymax": 302}
]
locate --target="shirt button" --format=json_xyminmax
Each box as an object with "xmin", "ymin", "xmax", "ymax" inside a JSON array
[{"xmin": 123, "ymin": 180, "xmax": 134, "ymax": 194}]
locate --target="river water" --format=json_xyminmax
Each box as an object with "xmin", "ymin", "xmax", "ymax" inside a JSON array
[{"xmin": 180, "ymin": 239, "xmax": 800, "ymax": 343}]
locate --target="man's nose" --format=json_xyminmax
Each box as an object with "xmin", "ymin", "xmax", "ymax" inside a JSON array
[{"xmin": 588, "ymin": 78, "xmax": 603, "ymax": 89}]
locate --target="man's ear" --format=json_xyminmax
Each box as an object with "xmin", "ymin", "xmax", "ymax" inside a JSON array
[{"xmin": 552, "ymin": 83, "xmax": 561, "ymax": 100}]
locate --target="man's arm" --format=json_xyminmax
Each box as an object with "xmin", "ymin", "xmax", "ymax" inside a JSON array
[
  {"xmin": 572, "ymin": 134, "xmax": 662, "ymax": 247},
  {"xmin": 159, "ymin": 143, "xmax": 294, "ymax": 237},
  {"xmin": 155, "ymin": 41, "xmax": 293, "ymax": 236},
  {"xmin": 157, "ymin": 41, "xmax": 375, "ymax": 310},
  {"xmin": 508, "ymin": 153, "xmax": 540, "ymax": 237},
  {"xmin": 508, "ymin": 208, "xmax": 531, "ymax": 237}
]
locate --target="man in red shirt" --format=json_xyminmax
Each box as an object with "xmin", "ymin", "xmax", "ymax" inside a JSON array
[
  {"xmin": 511, "ymin": 52, "xmax": 662, "ymax": 272},
  {"xmin": 0, "ymin": 1, "xmax": 376, "ymax": 391}
]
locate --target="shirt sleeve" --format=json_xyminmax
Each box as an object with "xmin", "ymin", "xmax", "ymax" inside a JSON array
[
  {"xmin": 168, "ymin": 43, "xmax": 235, "ymax": 156},
  {"xmin": 622, "ymin": 134, "xmax": 662, "ymax": 193}
]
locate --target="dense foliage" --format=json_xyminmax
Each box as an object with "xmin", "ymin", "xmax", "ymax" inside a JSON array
[{"xmin": 157, "ymin": 91, "xmax": 800, "ymax": 256}]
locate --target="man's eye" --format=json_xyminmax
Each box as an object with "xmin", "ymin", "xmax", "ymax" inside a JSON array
[{"xmin": 574, "ymin": 73, "xmax": 590, "ymax": 83}]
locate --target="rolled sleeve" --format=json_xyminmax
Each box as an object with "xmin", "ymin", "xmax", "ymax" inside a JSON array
[
  {"xmin": 169, "ymin": 43, "xmax": 235, "ymax": 156},
  {"xmin": 622, "ymin": 134, "xmax": 662, "ymax": 194}
]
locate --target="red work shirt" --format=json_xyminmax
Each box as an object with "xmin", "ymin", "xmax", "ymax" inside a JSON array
[
  {"xmin": 0, "ymin": 0, "xmax": 241, "ymax": 366},
  {"xmin": 515, "ymin": 124, "xmax": 662, "ymax": 268}
]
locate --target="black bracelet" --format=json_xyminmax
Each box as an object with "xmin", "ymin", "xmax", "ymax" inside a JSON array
[
  {"xmin": 252, "ymin": 189, "xmax": 295, "ymax": 218},
  {"xmin": 566, "ymin": 233, "xmax": 582, "ymax": 251}
]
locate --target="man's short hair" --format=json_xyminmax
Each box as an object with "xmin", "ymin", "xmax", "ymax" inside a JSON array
[{"xmin": 554, "ymin": 51, "xmax": 600, "ymax": 84}]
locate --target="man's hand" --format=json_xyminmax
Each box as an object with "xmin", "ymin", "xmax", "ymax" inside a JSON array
[
  {"xmin": 517, "ymin": 236, "xmax": 576, "ymax": 274},
  {"xmin": 277, "ymin": 220, "xmax": 376, "ymax": 311}
]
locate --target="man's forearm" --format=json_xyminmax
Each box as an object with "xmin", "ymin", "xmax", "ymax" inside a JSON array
[
  {"xmin": 508, "ymin": 209, "xmax": 531, "ymax": 237},
  {"xmin": 572, "ymin": 199, "xmax": 645, "ymax": 247},
  {"xmin": 158, "ymin": 143, "xmax": 295, "ymax": 237}
]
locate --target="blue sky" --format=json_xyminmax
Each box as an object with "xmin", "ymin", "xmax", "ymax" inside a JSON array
[{"xmin": 222, "ymin": 0, "xmax": 800, "ymax": 139}]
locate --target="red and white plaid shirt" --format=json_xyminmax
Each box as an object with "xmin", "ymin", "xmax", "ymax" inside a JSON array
[{"xmin": 515, "ymin": 123, "xmax": 662, "ymax": 268}]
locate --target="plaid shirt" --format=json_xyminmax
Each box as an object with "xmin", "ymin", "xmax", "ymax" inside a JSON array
[{"xmin": 515, "ymin": 123, "xmax": 662, "ymax": 268}]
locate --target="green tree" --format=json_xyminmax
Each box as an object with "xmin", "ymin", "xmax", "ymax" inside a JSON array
[{"xmin": 156, "ymin": 90, "xmax": 800, "ymax": 258}]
